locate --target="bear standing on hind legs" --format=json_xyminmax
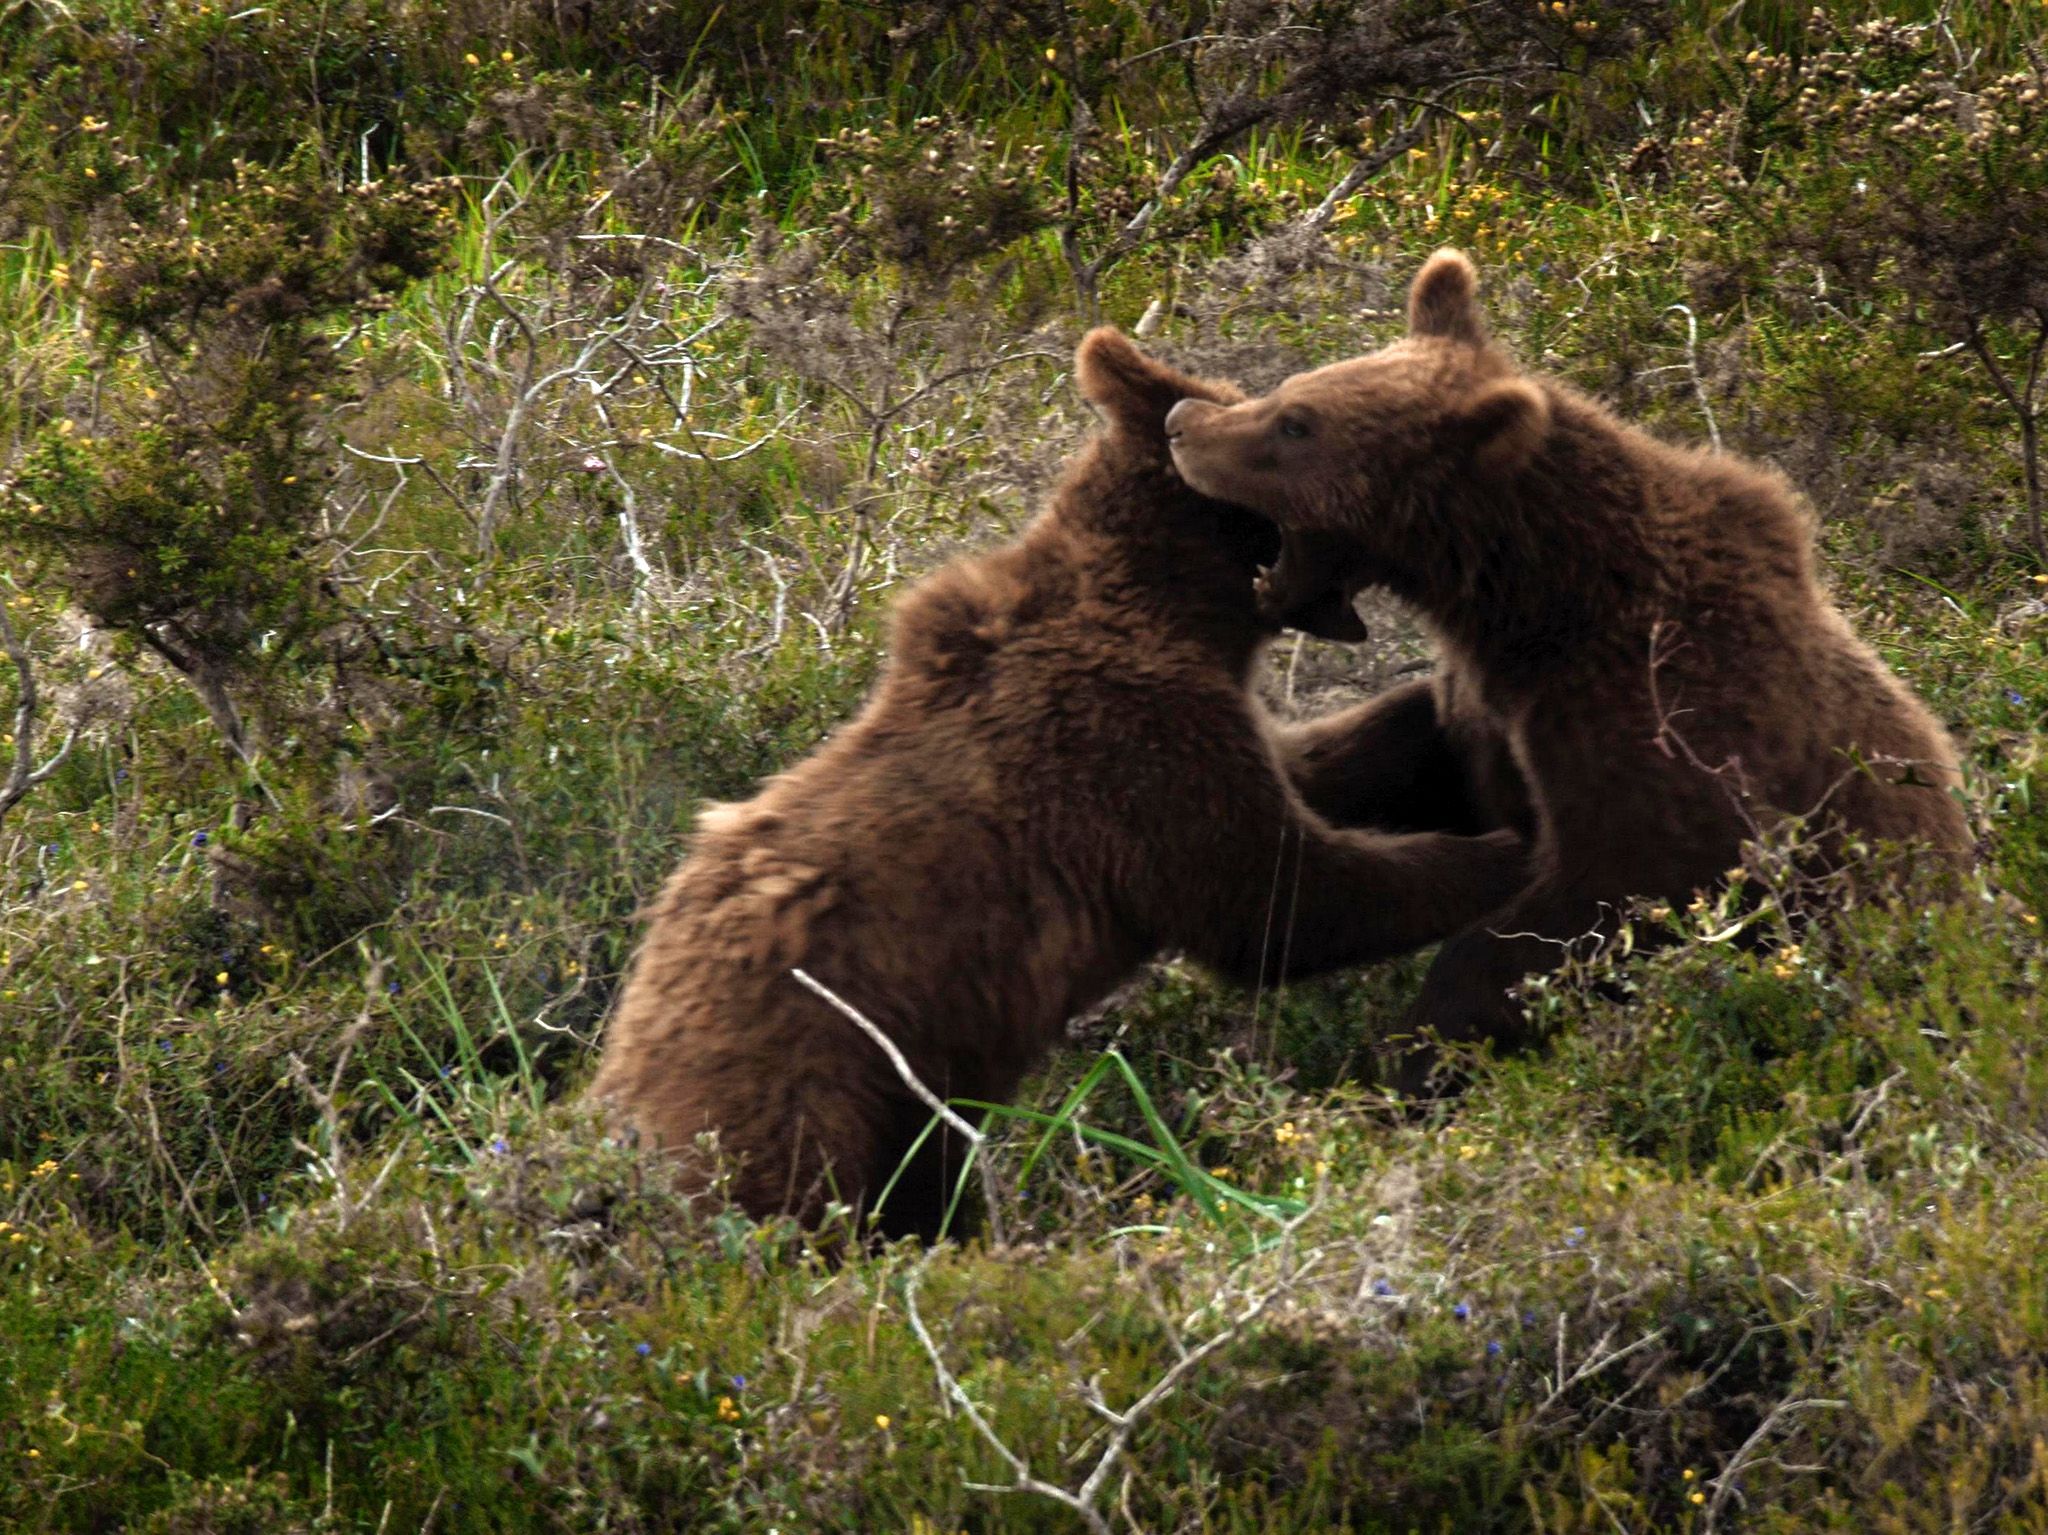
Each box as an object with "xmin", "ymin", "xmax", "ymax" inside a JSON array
[
  {"xmin": 588, "ymin": 328, "xmax": 1526, "ymax": 1238},
  {"xmin": 1165, "ymin": 248, "xmax": 1971, "ymax": 1096}
]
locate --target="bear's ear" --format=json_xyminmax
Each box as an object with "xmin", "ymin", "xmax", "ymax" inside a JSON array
[
  {"xmin": 1407, "ymin": 248, "xmax": 1486, "ymax": 345},
  {"xmin": 1446, "ymin": 378, "xmax": 1550, "ymax": 475},
  {"xmin": 1075, "ymin": 327, "xmax": 1235, "ymax": 437}
]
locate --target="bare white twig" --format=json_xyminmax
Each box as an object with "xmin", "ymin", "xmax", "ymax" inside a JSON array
[
  {"xmin": 902, "ymin": 1204, "xmax": 1319, "ymax": 1534},
  {"xmin": 1703, "ymin": 1397, "xmax": 1847, "ymax": 1531},
  {"xmin": 1302, "ymin": 111, "xmax": 1435, "ymax": 234},
  {"xmin": 0, "ymin": 596, "xmax": 77, "ymax": 831},
  {"xmin": 1666, "ymin": 304, "xmax": 1723, "ymax": 452},
  {"xmin": 284, "ymin": 959, "xmax": 398, "ymax": 1233},
  {"xmin": 790, "ymin": 967, "xmax": 1007, "ymax": 1245}
]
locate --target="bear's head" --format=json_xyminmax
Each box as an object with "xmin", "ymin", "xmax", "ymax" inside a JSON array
[
  {"xmin": 1068, "ymin": 327, "xmax": 1292, "ymax": 583},
  {"xmin": 1162, "ymin": 251, "xmax": 1551, "ymax": 551},
  {"xmin": 1074, "ymin": 326, "xmax": 1244, "ymax": 446}
]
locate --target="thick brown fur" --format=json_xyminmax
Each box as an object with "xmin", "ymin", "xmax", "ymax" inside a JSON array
[
  {"xmin": 588, "ymin": 328, "xmax": 1526, "ymax": 1235},
  {"xmin": 1166, "ymin": 249, "xmax": 1971, "ymax": 1093}
]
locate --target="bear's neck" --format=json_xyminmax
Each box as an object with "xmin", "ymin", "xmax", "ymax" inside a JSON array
[
  {"xmin": 1378, "ymin": 392, "xmax": 1670, "ymax": 679},
  {"xmin": 1049, "ymin": 457, "xmax": 1271, "ymax": 675}
]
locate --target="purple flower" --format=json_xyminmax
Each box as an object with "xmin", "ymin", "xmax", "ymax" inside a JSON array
[
  {"xmin": 1452, "ymin": 1302, "xmax": 1471, "ymax": 1321},
  {"xmin": 730, "ymin": 1375, "xmax": 747, "ymax": 1390},
  {"xmin": 1486, "ymin": 1339, "xmax": 1503, "ymax": 1356},
  {"xmin": 1372, "ymin": 1278, "xmax": 1394, "ymax": 1297},
  {"xmin": 1565, "ymin": 1226, "xmax": 1585, "ymax": 1247},
  {"xmin": 490, "ymin": 1137, "xmax": 509, "ymax": 1155},
  {"xmin": 1522, "ymin": 1311, "xmax": 1537, "ymax": 1326},
  {"xmin": 192, "ymin": 831, "xmax": 209, "ymax": 848},
  {"xmin": 2008, "ymin": 689, "xmax": 2026, "ymax": 707},
  {"xmin": 635, "ymin": 1342, "xmax": 652, "ymax": 1357}
]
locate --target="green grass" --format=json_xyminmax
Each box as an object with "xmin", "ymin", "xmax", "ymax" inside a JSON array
[{"xmin": 4, "ymin": 0, "xmax": 2048, "ymax": 1528}]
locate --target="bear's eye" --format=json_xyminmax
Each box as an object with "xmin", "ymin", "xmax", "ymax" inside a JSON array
[{"xmin": 1277, "ymin": 415, "xmax": 1311, "ymax": 440}]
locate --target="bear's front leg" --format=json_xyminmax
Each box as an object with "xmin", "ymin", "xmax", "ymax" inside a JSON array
[
  {"xmin": 1381, "ymin": 879, "xmax": 1612, "ymax": 1099},
  {"xmin": 1274, "ymin": 677, "xmax": 1493, "ymax": 833},
  {"xmin": 1172, "ymin": 818, "xmax": 1529, "ymax": 989}
]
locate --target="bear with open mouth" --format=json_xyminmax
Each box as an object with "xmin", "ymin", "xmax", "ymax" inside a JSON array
[{"xmin": 1166, "ymin": 248, "xmax": 1971, "ymax": 1095}]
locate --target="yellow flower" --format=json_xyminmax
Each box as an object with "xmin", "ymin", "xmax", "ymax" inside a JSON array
[
  {"xmin": 464, "ymin": 51, "xmax": 481, "ymax": 65},
  {"xmin": 215, "ymin": 971, "xmax": 230, "ymax": 987},
  {"xmin": 1690, "ymin": 1491, "xmax": 1705, "ymax": 1505},
  {"xmin": 874, "ymin": 1413, "xmax": 891, "ymax": 1430},
  {"xmin": 500, "ymin": 50, "xmax": 514, "ymax": 63}
]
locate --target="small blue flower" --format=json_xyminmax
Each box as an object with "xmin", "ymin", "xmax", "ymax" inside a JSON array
[
  {"xmin": 1565, "ymin": 1225, "xmax": 1585, "ymax": 1247},
  {"xmin": 258, "ymin": 1192, "xmax": 270, "ymax": 1207},
  {"xmin": 2008, "ymin": 689, "xmax": 2026, "ymax": 707},
  {"xmin": 730, "ymin": 1375, "xmax": 747, "ymax": 1390},
  {"xmin": 115, "ymin": 768, "xmax": 128, "ymax": 782},
  {"xmin": 1486, "ymin": 1339, "xmax": 1503, "ymax": 1356},
  {"xmin": 1452, "ymin": 1302, "xmax": 1471, "ymax": 1321},
  {"xmin": 1372, "ymin": 1278, "xmax": 1394, "ymax": 1297},
  {"xmin": 192, "ymin": 831, "xmax": 209, "ymax": 848},
  {"xmin": 1522, "ymin": 1311, "xmax": 1537, "ymax": 1326},
  {"xmin": 157, "ymin": 1039, "xmax": 172, "ymax": 1054},
  {"xmin": 42, "ymin": 843, "xmax": 58, "ymax": 856},
  {"xmin": 490, "ymin": 1137, "xmax": 509, "ymax": 1155},
  {"xmin": 215, "ymin": 1061, "xmax": 227, "ymax": 1075},
  {"xmin": 635, "ymin": 1342, "xmax": 652, "ymax": 1358}
]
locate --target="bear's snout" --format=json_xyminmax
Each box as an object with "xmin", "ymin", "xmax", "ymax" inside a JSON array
[{"xmin": 1164, "ymin": 397, "xmax": 1217, "ymax": 440}]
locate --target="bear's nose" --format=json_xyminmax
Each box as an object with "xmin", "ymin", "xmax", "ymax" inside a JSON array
[{"xmin": 1164, "ymin": 398, "xmax": 1204, "ymax": 439}]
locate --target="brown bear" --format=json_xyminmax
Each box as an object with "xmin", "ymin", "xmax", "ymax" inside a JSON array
[
  {"xmin": 1164, "ymin": 249, "xmax": 1971, "ymax": 1094},
  {"xmin": 588, "ymin": 327, "xmax": 1526, "ymax": 1236}
]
